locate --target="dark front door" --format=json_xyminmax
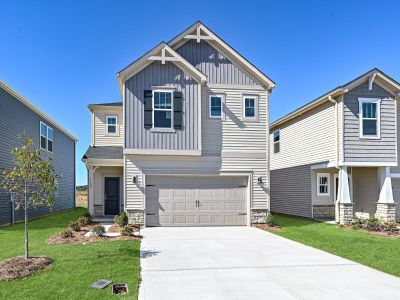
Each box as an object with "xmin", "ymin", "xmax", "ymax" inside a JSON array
[{"xmin": 105, "ymin": 177, "xmax": 120, "ymax": 215}]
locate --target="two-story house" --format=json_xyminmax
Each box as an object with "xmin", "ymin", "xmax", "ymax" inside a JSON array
[
  {"xmin": 0, "ymin": 80, "xmax": 77, "ymax": 226},
  {"xmin": 82, "ymin": 21, "xmax": 276, "ymax": 226},
  {"xmin": 270, "ymin": 69, "xmax": 400, "ymax": 224}
]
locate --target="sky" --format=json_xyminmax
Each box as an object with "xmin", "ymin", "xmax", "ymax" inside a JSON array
[{"xmin": 1, "ymin": 0, "xmax": 400, "ymax": 186}]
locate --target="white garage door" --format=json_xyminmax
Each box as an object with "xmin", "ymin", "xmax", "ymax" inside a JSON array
[{"xmin": 145, "ymin": 176, "xmax": 247, "ymax": 226}]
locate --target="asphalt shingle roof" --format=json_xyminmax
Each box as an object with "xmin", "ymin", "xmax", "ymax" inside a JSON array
[{"xmin": 82, "ymin": 146, "xmax": 123, "ymax": 160}]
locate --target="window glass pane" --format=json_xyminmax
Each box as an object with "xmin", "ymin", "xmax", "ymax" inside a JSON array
[
  {"xmin": 107, "ymin": 117, "xmax": 116, "ymax": 125},
  {"xmin": 47, "ymin": 128, "xmax": 53, "ymax": 141},
  {"xmin": 154, "ymin": 92, "xmax": 172, "ymax": 109},
  {"xmin": 320, "ymin": 177, "xmax": 327, "ymax": 185},
  {"xmin": 210, "ymin": 97, "xmax": 222, "ymax": 117},
  {"xmin": 245, "ymin": 98, "xmax": 255, "ymax": 117},
  {"xmin": 273, "ymin": 131, "xmax": 280, "ymax": 142},
  {"xmin": 363, "ymin": 119, "xmax": 377, "ymax": 135},
  {"xmin": 245, "ymin": 98, "xmax": 254, "ymax": 109},
  {"xmin": 41, "ymin": 123, "xmax": 47, "ymax": 137},
  {"xmin": 48, "ymin": 140, "xmax": 53, "ymax": 152},
  {"xmin": 108, "ymin": 125, "xmax": 117, "ymax": 133},
  {"xmin": 274, "ymin": 142, "xmax": 280, "ymax": 153},
  {"xmin": 362, "ymin": 102, "xmax": 376, "ymax": 118},
  {"xmin": 40, "ymin": 136, "xmax": 46, "ymax": 149},
  {"xmin": 245, "ymin": 107, "xmax": 255, "ymax": 117},
  {"xmin": 154, "ymin": 111, "xmax": 172, "ymax": 128}
]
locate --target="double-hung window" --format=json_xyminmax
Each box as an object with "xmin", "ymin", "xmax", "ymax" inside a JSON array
[
  {"xmin": 106, "ymin": 116, "xmax": 118, "ymax": 135},
  {"xmin": 209, "ymin": 95, "xmax": 222, "ymax": 119},
  {"xmin": 317, "ymin": 173, "xmax": 330, "ymax": 196},
  {"xmin": 243, "ymin": 96, "xmax": 257, "ymax": 120},
  {"xmin": 40, "ymin": 121, "xmax": 53, "ymax": 152},
  {"xmin": 273, "ymin": 130, "xmax": 280, "ymax": 153},
  {"xmin": 153, "ymin": 91, "xmax": 173, "ymax": 128},
  {"xmin": 359, "ymin": 98, "xmax": 381, "ymax": 139}
]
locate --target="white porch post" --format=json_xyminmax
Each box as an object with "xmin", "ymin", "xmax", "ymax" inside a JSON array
[
  {"xmin": 88, "ymin": 166, "xmax": 96, "ymax": 216},
  {"xmin": 376, "ymin": 167, "xmax": 396, "ymax": 221},
  {"xmin": 336, "ymin": 167, "xmax": 353, "ymax": 224}
]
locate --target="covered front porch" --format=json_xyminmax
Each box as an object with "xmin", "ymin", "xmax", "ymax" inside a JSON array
[{"xmin": 311, "ymin": 164, "xmax": 396, "ymax": 224}]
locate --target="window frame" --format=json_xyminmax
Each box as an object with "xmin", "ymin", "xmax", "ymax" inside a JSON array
[
  {"xmin": 152, "ymin": 89, "xmax": 174, "ymax": 129},
  {"xmin": 317, "ymin": 173, "xmax": 330, "ymax": 196},
  {"xmin": 208, "ymin": 94, "xmax": 223, "ymax": 119},
  {"xmin": 105, "ymin": 115, "xmax": 118, "ymax": 136},
  {"xmin": 358, "ymin": 97, "xmax": 381, "ymax": 139},
  {"xmin": 242, "ymin": 95, "xmax": 258, "ymax": 121},
  {"xmin": 273, "ymin": 130, "xmax": 280, "ymax": 154},
  {"xmin": 39, "ymin": 121, "xmax": 53, "ymax": 153}
]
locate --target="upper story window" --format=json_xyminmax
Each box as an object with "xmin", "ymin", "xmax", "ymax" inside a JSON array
[
  {"xmin": 40, "ymin": 121, "xmax": 53, "ymax": 152},
  {"xmin": 243, "ymin": 96, "xmax": 258, "ymax": 120},
  {"xmin": 359, "ymin": 98, "xmax": 381, "ymax": 139},
  {"xmin": 209, "ymin": 95, "xmax": 222, "ymax": 119},
  {"xmin": 106, "ymin": 116, "xmax": 118, "ymax": 135},
  {"xmin": 273, "ymin": 130, "xmax": 280, "ymax": 153},
  {"xmin": 153, "ymin": 90, "xmax": 173, "ymax": 128},
  {"xmin": 317, "ymin": 173, "xmax": 330, "ymax": 196}
]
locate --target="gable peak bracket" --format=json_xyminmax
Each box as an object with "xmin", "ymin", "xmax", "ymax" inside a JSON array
[
  {"xmin": 184, "ymin": 27, "xmax": 213, "ymax": 43},
  {"xmin": 369, "ymin": 72, "xmax": 377, "ymax": 91}
]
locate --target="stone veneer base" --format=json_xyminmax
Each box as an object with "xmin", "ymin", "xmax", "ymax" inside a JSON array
[
  {"xmin": 375, "ymin": 203, "xmax": 396, "ymax": 222},
  {"xmin": 251, "ymin": 209, "xmax": 268, "ymax": 224},
  {"xmin": 126, "ymin": 209, "xmax": 145, "ymax": 226},
  {"xmin": 313, "ymin": 205, "xmax": 335, "ymax": 220},
  {"xmin": 335, "ymin": 203, "xmax": 353, "ymax": 225}
]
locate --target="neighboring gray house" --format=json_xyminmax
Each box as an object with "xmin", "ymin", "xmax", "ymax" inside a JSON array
[
  {"xmin": 0, "ymin": 80, "xmax": 77, "ymax": 226},
  {"xmin": 82, "ymin": 21, "xmax": 276, "ymax": 226},
  {"xmin": 270, "ymin": 69, "xmax": 400, "ymax": 224}
]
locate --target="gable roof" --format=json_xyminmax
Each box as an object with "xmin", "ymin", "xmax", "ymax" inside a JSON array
[
  {"xmin": 168, "ymin": 21, "xmax": 276, "ymax": 90},
  {"xmin": 270, "ymin": 68, "xmax": 400, "ymax": 131},
  {"xmin": 0, "ymin": 80, "xmax": 78, "ymax": 141},
  {"xmin": 82, "ymin": 146, "xmax": 123, "ymax": 160},
  {"xmin": 87, "ymin": 102, "xmax": 122, "ymax": 111},
  {"xmin": 116, "ymin": 42, "xmax": 207, "ymax": 93}
]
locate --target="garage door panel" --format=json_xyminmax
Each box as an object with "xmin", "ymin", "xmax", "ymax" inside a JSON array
[{"xmin": 146, "ymin": 176, "xmax": 247, "ymax": 226}]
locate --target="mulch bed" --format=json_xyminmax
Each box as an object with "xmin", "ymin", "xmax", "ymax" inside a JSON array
[
  {"xmin": 252, "ymin": 224, "xmax": 281, "ymax": 232},
  {"xmin": 47, "ymin": 223, "xmax": 141, "ymax": 245},
  {"xmin": 360, "ymin": 229, "xmax": 400, "ymax": 237},
  {"xmin": 0, "ymin": 256, "xmax": 52, "ymax": 281}
]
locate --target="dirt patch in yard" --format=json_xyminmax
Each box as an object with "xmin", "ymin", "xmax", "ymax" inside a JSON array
[
  {"xmin": 252, "ymin": 224, "xmax": 281, "ymax": 232},
  {"xmin": 362, "ymin": 229, "xmax": 400, "ymax": 238},
  {"xmin": 47, "ymin": 223, "xmax": 141, "ymax": 245},
  {"xmin": 0, "ymin": 256, "xmax": 52, "ymax": 281}
]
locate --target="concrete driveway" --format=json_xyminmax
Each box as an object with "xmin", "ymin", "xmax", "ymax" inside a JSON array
[{"xmin": 139, "ymin": 227, "xmax": 400, "ymax": 300}]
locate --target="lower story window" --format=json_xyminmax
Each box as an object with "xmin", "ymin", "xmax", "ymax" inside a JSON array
[{"xmin": 317, "ymin": 173, "xmax": 330, "ymax": 196}]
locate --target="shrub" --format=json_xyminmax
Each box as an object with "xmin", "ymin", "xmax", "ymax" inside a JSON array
[
  {"xmin": 93, "ymin": 225, "xmax": 106, "ymax": 236},
  {"xmin": 121, "ymin": 226, "xmax": 133, "ymax": 236},
  {"xmin": 69, "ymin": 220, "xmax": 81, "ymax": 232},
  {"xmin": 383, "ymin": 221, "xmax": 399, "ymax": 233},
  {"xmin": 114, "ymin": 211, "xmax": 128, "ymax": 227},
  {"xmin": 352, "ymin": 216, "xmax": 366, "ymax": 230},
  {"xmin": 61, "ymin": 228, "xmax": 73, "ymax": 238},
  {"xmin": 265, "ymin": 212, "xmax": 276, "ymax": 227},
  {"xmin": 365, "ymin": 217, "xmax": 383, "ymax": 232},
  {"xmin": 78, "ymin": 216, "xmax": 90, "ymax": 226},
  {"xmin": 83, "ymin": 212, "xmax": 93, "ymax": 221}
]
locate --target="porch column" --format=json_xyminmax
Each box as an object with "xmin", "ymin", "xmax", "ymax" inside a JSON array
[
  {"xmin": 87, "ymin": 166, "xmax": 97, "ymax": 216},
  {"xmin": 335, "ymin": 166, "xmax": 353, "ymax": 224},
  {"xmin": 376, "ymin": 167, "xmax": 396, "ymax": 222}
]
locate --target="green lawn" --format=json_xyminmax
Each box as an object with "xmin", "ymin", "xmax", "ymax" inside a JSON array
[
  {"xmin": 272, "ymin": 214, "xmax": 400, "ymax": 277},
  {"xmin": 0, "ymin": 208, "xmax": 140, "ymax": 299}
]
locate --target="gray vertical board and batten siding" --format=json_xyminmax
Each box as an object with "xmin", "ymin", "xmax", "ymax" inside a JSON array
[
  {"xmin": 0, "ymin": 86, "xmax": 75, "ymax": 225},
  {"xmin": 125, "ymin": 61, "xmax": 199, "ymax": 150},
  {"xmin": 176, "ymin": 39, "xmax": 261, "ymax": 85},
  {"xmin": 270, "ymin": 164, "xmax": 313, "ymax": 218},
  {"xmin": 343, "ymin": 81, "xmax": 396, "ymax": 162}
]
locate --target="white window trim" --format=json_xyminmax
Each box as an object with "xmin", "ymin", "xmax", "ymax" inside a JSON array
[
  {"xmin": 273, "ymin": 130, "xmax": 280, "ymax": 154},
  {"xmin": 358, "ymin": 97, "xmax": 381, "ymax": 139},
  {"xmin": 242, "ymin": 95, "xmax": 258, "ymax": 121},
  {"xmin": 105, "ymin": 115, "xmax": 119, "ymax": 136},
  {"xmin": 152, "ymin": 90, "xmax": 174, "ymax": 129},
  {"xmin": 208, "ymin": 94, "xmax": 223, "ymax": 119},
  {"xmin": 40, "ymin": 121, "xmax": 53, "ymax": 153},
  {"xmin": 317, "ymin": 173, "xmax": 330, "ymax": 196}
]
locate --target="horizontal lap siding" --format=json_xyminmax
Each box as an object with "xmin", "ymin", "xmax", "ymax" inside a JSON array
[
  {"xmin": 93, "ymin": 108, "xmax": 123, "ymax": 146},
  {"xmin": 270, "ymin": 101, "xmax": 336, "ymax": 170},
  {"xmin": 125, "ymin": 61, "xmax": 199, "ymax": 150},
  {"xmin": 0, "ymin": 87, "xmax": 75, "ymax": 225},
  {"xmin": 270, "ymin": 164, "xmax": 312, "ymax": 218},
  {"xmin": 343, "ymin": 81, "xmax": 396, "ymax": 162},
  {"xmin": 176, "ymin": 39, "xmax": 260, "ymax": 85}
]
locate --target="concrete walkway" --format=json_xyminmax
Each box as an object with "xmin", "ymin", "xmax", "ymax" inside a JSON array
[{"xmin": 139, "ymin": 227, "xmax": 400, "ymax": 300}]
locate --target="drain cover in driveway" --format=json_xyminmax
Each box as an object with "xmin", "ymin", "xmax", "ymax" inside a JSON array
[{"xmin": 91, "ymin": 279, "xmax": 112, "ymax": 289}]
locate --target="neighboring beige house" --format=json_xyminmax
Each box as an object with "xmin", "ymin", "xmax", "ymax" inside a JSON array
[
  {"xmin": 82, "ymin": 21, "xmax": 276, "ymax": 226},
  {"xmin": 270, "ymin": 69, "xmax": 400, "ymax": 224}
]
